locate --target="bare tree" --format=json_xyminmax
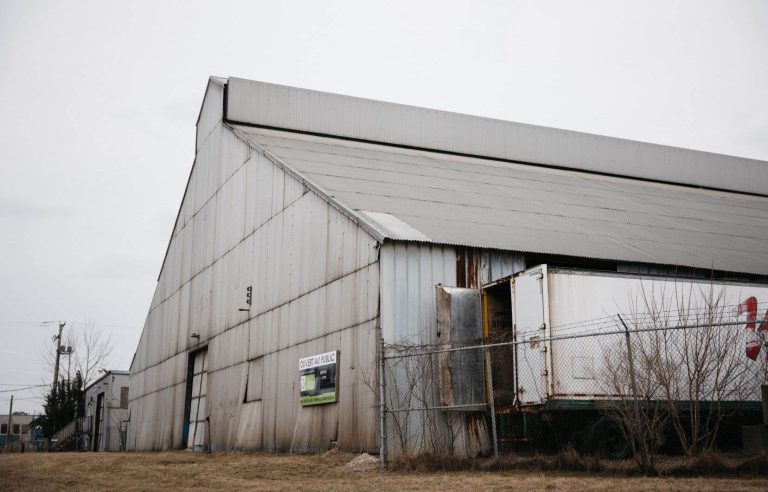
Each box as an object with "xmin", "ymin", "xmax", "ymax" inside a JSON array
[
  {"xmin": 41, "ymin": 321, "xmax": 114, "ymax": 387},
  {"xmin": 598, "ymin": 328, "xmax": 669, "ymax": 472},
  {"xmin": 650, "ymin": 282, "xmax": 764, "ymax": 454},
  {"xmin": 602, "ymin": 279, "xmax": 768, "ymax": 458},
  {"xmin": 377, "ymin": 342, "xmax": 489, "ymax": 459}
]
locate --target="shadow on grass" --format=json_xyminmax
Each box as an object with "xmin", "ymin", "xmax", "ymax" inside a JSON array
[{"xmin": 387, "ymin": 448, "xmax": 768, "ymax": 478}]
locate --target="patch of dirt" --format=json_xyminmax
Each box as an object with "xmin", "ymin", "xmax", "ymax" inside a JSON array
[{"xmin": 344, "ymin": 453, "xmax": 381, "ymax": 472}]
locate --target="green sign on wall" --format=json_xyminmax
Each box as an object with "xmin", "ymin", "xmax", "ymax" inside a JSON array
[{"xmin": 299, "ymin": 351, "xmax": 339, "ymax": 406}]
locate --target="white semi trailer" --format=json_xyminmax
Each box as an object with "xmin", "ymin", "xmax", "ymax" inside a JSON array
[{"xmin": 478, "ymin": 265, "xmax": 768, "ymax": 455}]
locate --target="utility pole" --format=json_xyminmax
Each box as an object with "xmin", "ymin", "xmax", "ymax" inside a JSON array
[
  {"xmin": 6, "ymin": 395, "xmax": 13, "ymax": 445},
  {"xmin": 52, "ymin": 321, "xmax": 66, "ymax": 392}
]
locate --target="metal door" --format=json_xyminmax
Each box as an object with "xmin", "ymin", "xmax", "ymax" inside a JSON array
[
  {"xmin": 436, "ymin": 285, "xmax": 485, "ymax": 407},
  {"xmin": 513, "ymin": 266, "xmax": 550, "ymax": 405},
  {"xmin": 93, "ymin": 392, "xmax": 104, "ymax": 451},
  {"xmin": 187, "ymin": 349, "xmax": 208, "ymax": 451}
]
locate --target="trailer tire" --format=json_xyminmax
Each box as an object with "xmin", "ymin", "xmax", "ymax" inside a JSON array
[{"xmin": 588, "ymin": 417, "xmax": 632, "ymax": 460}]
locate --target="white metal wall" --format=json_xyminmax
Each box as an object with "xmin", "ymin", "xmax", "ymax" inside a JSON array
[
  {"xmin": 380, "ymin": 242, "xmax": 456, "ymax": 345},
  {"xmin": 129, "ymin": 85, "xmax": 381, "ymax": 452},
  {"xmin": 84, "ymin": 373, "xmax": 130, "ymax": 452}
]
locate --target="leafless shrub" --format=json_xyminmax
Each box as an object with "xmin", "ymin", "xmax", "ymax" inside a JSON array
[
  {"xmin": 600, "ymin": 278, "xmax": 768, "ymax": 462},
  {"xmin": 598, "ymin": 330, "xmax": 668, "ymax": 473},
  {"xmin": 380, "ymin": 342, "xmax": 487, "ymax": 459}
]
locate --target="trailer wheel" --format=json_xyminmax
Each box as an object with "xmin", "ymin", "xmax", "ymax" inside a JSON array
[{"xmin": 588, "ymin": 417, "xmax": 632, "ymax": 460}]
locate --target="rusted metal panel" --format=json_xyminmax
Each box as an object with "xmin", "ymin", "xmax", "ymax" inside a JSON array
[
  {"xmin": 435, "ymin": 286, "xmax": 484, "ymax": 407},
  {"xmin": 466, "ymin": 250, "xmax": 478, "ymax": 289},
  {"xmin": 455, "ymin": 246, "xmax": 525, "ymax": 291},
  {"xmin": 456, "ymin": 248, "xmax": 466, "ymax": 288}
]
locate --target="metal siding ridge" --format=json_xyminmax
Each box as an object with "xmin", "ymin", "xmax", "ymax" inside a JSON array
[
  {"xmin": 225, "ymin": 77, "xmax": 768, "ymax": 196},
  {"xmin": 226, "ymin": 123, "xmax": 387, "ymax": 243}
]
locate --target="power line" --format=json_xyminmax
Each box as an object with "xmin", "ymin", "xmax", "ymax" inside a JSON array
[
  {"xmin": 3, "ymin": 396, "xmax": 43, "ymax": 402},
  {"xmin": 0, "ymin": 384, "xmax": 49, "ymax": 394},
  {"xmin": 0, "ymin": 320, "xmax": 142, "ymax": 330}
]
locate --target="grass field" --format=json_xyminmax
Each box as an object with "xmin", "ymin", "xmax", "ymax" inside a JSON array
[{"xmin": 1, "ymin": 451, "xmax": 767, "ymax": 491}]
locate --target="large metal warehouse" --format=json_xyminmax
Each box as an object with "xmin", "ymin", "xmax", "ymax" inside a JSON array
[{"xmin": 127, "ymin": 76, "xmax": 768, "ymax": 455}]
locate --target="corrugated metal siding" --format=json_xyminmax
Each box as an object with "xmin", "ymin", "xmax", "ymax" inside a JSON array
[
  {"xmin": 225, "ymin": 77, "xmax": 768, "ymax": 195},
  {"xmin": 234, "ymin": 126, "xmax": 768, "ymax": 276},
  {"xmin": 379, "ymin": 242, "xmax": 523, "ymax": 344},
  {"xmin": 380, "ymin": 242, "xmax": 454, "ymax": 344},
  {"xmin": 129, "ymin": 121, "xmax": 381, "ymax": 452}
]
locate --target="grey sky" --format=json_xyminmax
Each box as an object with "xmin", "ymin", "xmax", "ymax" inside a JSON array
[{"xmin": 1, "ymin": 0, "xmax": 766, "ymax": 413}]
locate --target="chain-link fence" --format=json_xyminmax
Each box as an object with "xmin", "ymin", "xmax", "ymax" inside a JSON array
[
  {"xmin": 104, "ymin": 424, "xmax": 129, "ymax": 451},
  {"xmin": 380, "ymin": 314, "xmax": 768, "ymax": 463}
]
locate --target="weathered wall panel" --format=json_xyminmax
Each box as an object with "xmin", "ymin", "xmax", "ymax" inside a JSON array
[
  {"xmin": 380, "ymin": 242, "xmax": 457, "ymax": 344},
  {"xmin": 129, "ymin": 110, "xmax": 380, "ymax": 452}
]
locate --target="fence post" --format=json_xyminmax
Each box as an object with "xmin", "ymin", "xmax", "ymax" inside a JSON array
[
  {"xmin": 484, "ymin": 346, "xmax": 499, "ymax": 459},
  {"xmin": 378, "ymin": 336, "xmax": 388, "ymax": 465},
  {"xmin": 618, "ymin": 314, "xmax": 645, "ymax": 464}
]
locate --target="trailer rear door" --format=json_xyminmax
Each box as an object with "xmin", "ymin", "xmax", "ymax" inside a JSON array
[{"xmin": 513, "ymin": 266, "xmax": 550, "ymax": 405}]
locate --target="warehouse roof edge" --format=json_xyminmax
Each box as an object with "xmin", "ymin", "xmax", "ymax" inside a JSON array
[
  {"xmin": 224, "ymin": 76, "xmax": 768, "ymax": 197},
  {"xmin": 160, "ymin": 76, "xmax": 768, "ymax": 278}
]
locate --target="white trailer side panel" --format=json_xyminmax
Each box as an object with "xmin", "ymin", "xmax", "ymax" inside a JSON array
[{"xmin": 514, "ymin": 267, "xmax": 768, "ymax": 405}]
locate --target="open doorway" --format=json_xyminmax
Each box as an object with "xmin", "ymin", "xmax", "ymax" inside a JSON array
[
  {"xmin": 92, "ymin": 392, "xmax": 104, "ymax": 451},
  {"xmin": 183, "ymin": 348, "xmax": 209, "ymax": 451},
  {"xmin": 482, "ymin": 277, "xmax": 515, "ymax": 408}
]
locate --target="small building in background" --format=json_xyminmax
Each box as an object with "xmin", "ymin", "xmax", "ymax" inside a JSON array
[
  {"xmin": 84, "ymin": 370, "xmax": 130, "ymax": 451},
  {"xmin": 0, "ymin": 413, "xmax": 42, "ymax": 449}
]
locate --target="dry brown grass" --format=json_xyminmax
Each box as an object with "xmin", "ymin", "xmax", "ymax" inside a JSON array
[{"xmin": 1, "ymin": 450, "xmax": 767, "ymax": 491}]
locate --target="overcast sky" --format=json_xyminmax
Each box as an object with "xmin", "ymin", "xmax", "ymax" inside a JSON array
[{"xmin": 1, "ymin": 0, "xmax": 766, "ymax": 413}]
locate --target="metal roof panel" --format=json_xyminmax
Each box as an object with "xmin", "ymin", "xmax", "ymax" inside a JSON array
[{"xmin": 232, "ymin": 125, "xmax": 768, "ymax": 276}]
